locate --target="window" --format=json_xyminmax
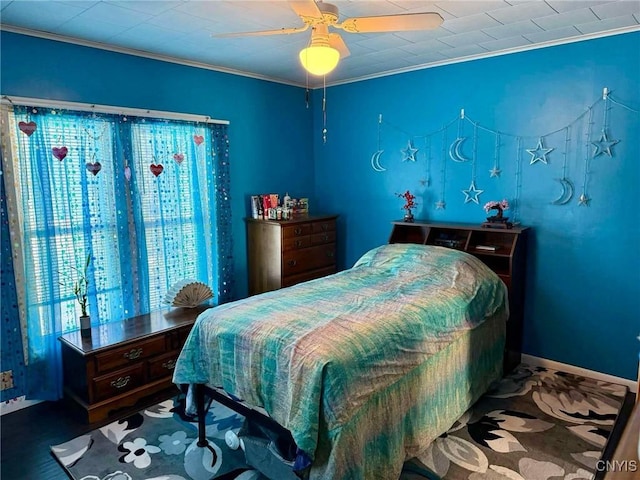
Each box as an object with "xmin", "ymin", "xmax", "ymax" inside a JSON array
[
  {"xmin": 128, "ymin": 119, "xmax": 216, "ymax": 311},
  {"xmin": 4, "ymin": 104, "xmax": 229, "ymax": 333}
]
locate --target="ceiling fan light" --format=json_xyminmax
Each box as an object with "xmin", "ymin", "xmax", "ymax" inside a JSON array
[{"xmin": 299, "ymin": 45, "xmax": 340, "ymax": 76}]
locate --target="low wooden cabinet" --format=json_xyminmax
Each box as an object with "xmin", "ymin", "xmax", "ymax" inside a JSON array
[
  {"xmin": 389, "ymin": 220, "xmax": 529, "ymax": 373},
  {"xmin": 58, "ymin": 306, "xmax": 208, "ymax": 423},
  {"xmin": 246, "ymin": 214, "xmax": 338, "ymax": 295}
]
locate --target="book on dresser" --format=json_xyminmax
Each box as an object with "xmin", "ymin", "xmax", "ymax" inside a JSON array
[{"xmin": 246, "ymin": 214, "xmax": 338, "ymax": 295}]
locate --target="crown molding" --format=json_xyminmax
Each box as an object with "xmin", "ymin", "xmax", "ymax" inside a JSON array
[
  {"xmin": 0, "ymin": 25, "xmax": 306, "ymax": 88},
  {"xmin": 2, "ymin": 24, "xmax": 639, "ymax": 90}
]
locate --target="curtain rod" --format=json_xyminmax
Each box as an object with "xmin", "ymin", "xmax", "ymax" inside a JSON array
[{"xmin": 0, "ymin": 95, "xmax": 230, "ymax": 125}]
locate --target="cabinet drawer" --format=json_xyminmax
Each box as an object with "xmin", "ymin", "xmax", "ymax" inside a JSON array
[
  {"xmin": 95, "ymin": 336, "xmax": 166, "ymax": 374},
  {"xmin": 282, "ymin": 244, "xmax": 336, "ymax": 276},
  {"xmin": 312, "ymin": 220, "xmax": 335, "ymax": 233},
  {"xmin": 93, "ymin": 364, "xmax": 144, "ymax": 402},
  {"xmin": 283, "ymin": 236, "xmax": 311, "ymax": 251},
  {"xmin": 282, "ymin": 223, "xmax": 312, "ymax": 239},
  {"xmin": 311, "ymin": 231, "xmax": 335, "ymax": 245},
  {"xmin": 148, "ymin": 351, "xmax": 180, "ymax": 380}
]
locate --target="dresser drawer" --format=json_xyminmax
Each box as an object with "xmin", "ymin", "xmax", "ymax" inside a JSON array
[
  {"xmin": 311, "ymin": 230, "xmax": 335, "ymax": 245},
  {"xmin": 95, "ymin": 336, "xmax": 166, "ymax": 374},
  {"xmin": 312, "ymin": 220, "xmax": 335, "ymax": 233},
  {"xmin": 148, "ymin": 351, "xmax": 180, "ymax": 380},
  {"xmin": 282, "ymin": 244, "xmax": 336, "ymax": 276},
  {"xmin": 283, "ymin": 235, "xmax": 311, "ymax": 251},
  {"xmin": 93, "ymin": 364, "xmax": 144, "ymax": 402},
  {"xmin": 282, "ymin": 223, "xmax": 312, "ymax": 239}
]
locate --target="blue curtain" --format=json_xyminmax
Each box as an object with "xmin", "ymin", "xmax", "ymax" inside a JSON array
[{"xmin": 2, "ymin": 105, "xmax": 233, "ymax": 400}]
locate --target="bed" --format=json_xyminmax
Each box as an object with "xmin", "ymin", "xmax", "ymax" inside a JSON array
[{"xmin": 172, "ymin": 243, "xmax": 508, "ymax": 479}]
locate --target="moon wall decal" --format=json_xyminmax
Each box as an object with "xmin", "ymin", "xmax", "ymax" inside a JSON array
[
  {"xmin": 551, "ymin": 177, "xmax": 574, "ymax": 205},
  {"xmin": 449, "ymin": 137, "xmax": 470, "ymax": 162},
  {"xmin": 370, "ymin": 150, "xmax": 386, "ymax": 172}
]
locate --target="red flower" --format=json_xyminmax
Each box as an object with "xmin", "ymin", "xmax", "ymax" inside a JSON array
[{"xmin": 396, "ymin": 190, "xmax": 417, "ymax": 211}]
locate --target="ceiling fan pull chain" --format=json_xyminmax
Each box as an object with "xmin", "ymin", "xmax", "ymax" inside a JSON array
[{"xmin": 322, "ymin": 75, "xmax": 327, "ymax": 144}]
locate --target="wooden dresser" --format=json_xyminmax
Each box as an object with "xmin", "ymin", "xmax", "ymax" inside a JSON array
[
  {"xmin": 58, "ymin": 306, "xmax": 208, "ymax": 424},
  {"xmin": 246, "ymin": 214, "xmax": 338, "ymax": 295},
  {"xmin": 389, "ymin": 220, "xmax": 529, "ymax": 373}
]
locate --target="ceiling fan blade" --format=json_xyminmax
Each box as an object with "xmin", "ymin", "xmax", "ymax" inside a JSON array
[
  {"xmin": 337, "ymin": 12, "xmax": 444, "ymax": 34},
  {"xmin": 213, "ymin": 24, "xmax": 309, "ymax": 38},
  {"xmin": 328, "ymin": 33, "xmax": 350, "ymax": 59},
  {"xmin": 289, "ymin": 0, "xmax": 323, "ymax": 21}
]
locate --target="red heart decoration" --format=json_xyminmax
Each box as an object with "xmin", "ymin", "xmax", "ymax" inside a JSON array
[
  {"xmin": 193, "ymin": 135, "xmax": 204, "ymax": 146},
  {"xmin": 86, "ymin": 162, "xmax": 101, "ymax": 176},
  {"xmin": 52, "ymin": 146, "xmax": 68, "ymax": 161},
  {"xmin": 150, "ymin": 164, "xmax": 164, "ymax": 177},
  {"xmin": 173, "ymin": 153, "xmax": 184, "ymax": 164},
  {"xmin": 18, "ymin": 121, "xmax": 37, "ymax": 136}
]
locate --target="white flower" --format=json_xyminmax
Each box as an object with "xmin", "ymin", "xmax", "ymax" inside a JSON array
[{"xmin": 119, "ymin": 437, "xmax": 161, "ymax": 469}]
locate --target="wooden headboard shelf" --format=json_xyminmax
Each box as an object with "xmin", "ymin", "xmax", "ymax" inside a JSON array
[{"xmin": 389, "ymin": 220, "xmax": 529, "ymax": 373}]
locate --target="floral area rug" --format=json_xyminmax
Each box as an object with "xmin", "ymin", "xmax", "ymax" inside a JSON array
[
  {"xmin": 51, "ymin": 364, "xmax": 627, "ymax": 480},
  {"xmin": 403, "ymin": 364, "xmax": 627, "ymax": 480}
]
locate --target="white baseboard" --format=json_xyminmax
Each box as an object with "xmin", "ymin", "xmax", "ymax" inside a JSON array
[
  {"xmin": 522, "ymin": 354, "xmax": 638, "ymax": 392},
  {"xmin": 0, "ymin": 396, "xmax": 42, "ymax": 416}
]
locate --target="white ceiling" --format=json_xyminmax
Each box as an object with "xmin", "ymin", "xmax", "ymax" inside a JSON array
[{"xmin": 1, "ymin": 1, "xmax": 639, "ymax": 88}]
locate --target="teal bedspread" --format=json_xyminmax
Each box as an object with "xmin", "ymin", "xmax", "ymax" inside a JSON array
[{"xmin": 173, "ymin": 244, "xmax": 508, "ymax": 479}]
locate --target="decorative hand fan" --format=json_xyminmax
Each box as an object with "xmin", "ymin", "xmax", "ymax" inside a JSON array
[{"xmin": 163, "ymin": 280, "xmax": 213, "ymax": 308}]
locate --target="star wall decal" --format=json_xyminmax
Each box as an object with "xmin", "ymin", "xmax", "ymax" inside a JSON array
[
  {"xmin": 526, "ymin": 138, "xmax": 554, "ymax": 165},
  {"xmin": 462, "ymin": 181, "xmax": 484, "ymax": 204},
  {"xmin": 578, "ymin": 193, "xmax": 590, "ymax": 206},
  {"xmin": 419, "ymin": 177, "xmax": 429, "ymax": 187},
  {"xmin": 435, "ymin": 200, "xmax": 446, "ymax": 210},
  {"xmin": 401, "ymin": 140, "xmax": 418, "ymax": 162},
  {"xmin": 591, "ymin": 130, "xmax": 619, "ymax": 157},
  {"xmin": 489, "ymin": 166, "xmax": 501, "ymax": 178}
]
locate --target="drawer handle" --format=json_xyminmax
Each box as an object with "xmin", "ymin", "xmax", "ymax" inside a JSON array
[
  {"xmin": 124, "ymin": 348, "xmax": 143, "ymax": 360},
  {"xmin": 288, "ymin": 259, "xmax": 297, "ymax": 267},
  {"xmin": 110, "ymin": 376, "xmax": 131, "ymax": 389},
  {"xmin": 322, "ymin": 234, "xmax": 329, "ymax": 242},
  {"xmin": 294, "ymin": 227, "xmax": 303, "ymax": 235},
  {"xmin": 295, "ymin": 239, "xmax": 303, "ymax": 248},
  {"xmin": 321, "ymin": 224, "xmax": 328, "ymax": 231},
  {"xmin": 327, "ymin": 251, "xmax": 335, "ymax": 258},
  {"xmin": 162, "ymin": 359, "xmax": 177, "ymax": 370}
]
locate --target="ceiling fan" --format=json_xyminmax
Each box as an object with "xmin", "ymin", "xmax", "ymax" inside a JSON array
[{"xmin": 213, "ymin": 0, "xmax": 444, "ymax": 76}]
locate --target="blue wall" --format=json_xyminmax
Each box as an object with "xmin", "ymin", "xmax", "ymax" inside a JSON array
[
  {"xmin": 1, "ymin": 31, "xmax": 638, "ymax": 404},
  {"xmin": 314, "ymin": 32, "xmax": 640, "ymax": 381}
]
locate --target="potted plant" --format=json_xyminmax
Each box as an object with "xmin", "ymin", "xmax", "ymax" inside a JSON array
[
  {"xmin": 396, "ymin": 190, "xmax": 417, "ymax": 222},
  {"xmin": 483, "ymin": 199, "xmax": 510, "ymax": 223},
  {"xmin": 61, "ymin": 253, "xmax": 91, "ymax": 335}
]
